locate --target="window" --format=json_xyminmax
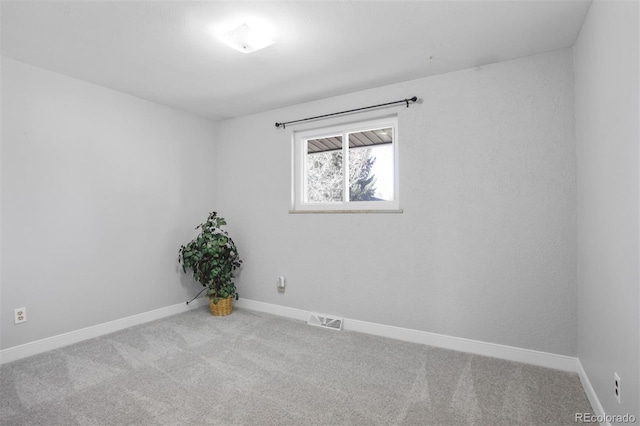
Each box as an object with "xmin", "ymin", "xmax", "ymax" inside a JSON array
[{"xmin": 292, "ymin": 116, "xmax": 400, "ymax": 212}]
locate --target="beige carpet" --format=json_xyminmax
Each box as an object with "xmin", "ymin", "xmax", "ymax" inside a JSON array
[{"xmin": 0, "ymin": 307, "xmax": 594, "ymax": 425}]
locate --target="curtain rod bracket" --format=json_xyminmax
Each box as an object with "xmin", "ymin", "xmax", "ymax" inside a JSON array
[{"xmin": 275, "ymin": 96, "xmax": 418, "ymax": 129}]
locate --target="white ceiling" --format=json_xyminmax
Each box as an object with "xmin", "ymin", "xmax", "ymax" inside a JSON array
[{"xmin": 1, "ymin": 0, "xmax": 591, "ymax": 121}]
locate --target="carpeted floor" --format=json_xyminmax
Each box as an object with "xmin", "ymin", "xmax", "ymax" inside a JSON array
[{"xmin": 0, "ymin": 307, "xmax": 593, "ymax": 425}]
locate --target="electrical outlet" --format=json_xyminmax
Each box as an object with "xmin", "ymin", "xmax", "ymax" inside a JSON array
[
  {"xmin": 14, "ymin": 307, "xmax": 26, "ymax": 324},
  {"xmin": 614, "ymin": 372, "xmax": 621, "ymax": 404},
  {"xmin": 277, "ymin": 276, "xmax": 285, "ymax": 293}
]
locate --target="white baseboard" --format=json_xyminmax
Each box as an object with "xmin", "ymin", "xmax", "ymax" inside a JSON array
[
  {"xmin": 3, "ymin": 296, "xmax": 602, "ymax": 417},
  {"xmin": 577, "ymin": 359, "xmax": 610, "ymax": 426},
  {"xmin": 235, "ymin": 298, "xmax": 578, "ymax": 372},
  {"xmin": 0, "ymin": 298, "xmax": 208, "ymax": 365},
  {"xmin": 0, "ymin": 296, "xmax": 581, "ymax": 375},
  {"xmin": 235, "ymin": 298, "xmax": 310, "ymax": 322},
  {"xmin": 345, "ymin": 318, "xmax": 578, "ymax": 372}
]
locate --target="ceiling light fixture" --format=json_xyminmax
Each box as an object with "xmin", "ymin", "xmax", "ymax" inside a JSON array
[{"xmin": 220, "ymin": 22, "xmax": 274, "ymax": 54}]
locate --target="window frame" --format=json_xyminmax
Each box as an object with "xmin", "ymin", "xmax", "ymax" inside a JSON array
[{"xmin": 291, "ymin": 116, "xmax": 400, "ymax": 213}]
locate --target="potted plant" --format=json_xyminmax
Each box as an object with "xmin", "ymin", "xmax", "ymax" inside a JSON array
[{"xmin": 178, "ymin": 211, "xmax": 243, "ymax": 316}]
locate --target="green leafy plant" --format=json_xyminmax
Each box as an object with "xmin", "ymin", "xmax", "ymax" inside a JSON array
[{"xmin": 178, "ymin": 212, "xmax": 242, "ymax": 304}]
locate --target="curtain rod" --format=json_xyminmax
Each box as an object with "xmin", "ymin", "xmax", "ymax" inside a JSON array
[{"xmin": 275, "ymin": 96, "xmax": 418, "ymax": 129}]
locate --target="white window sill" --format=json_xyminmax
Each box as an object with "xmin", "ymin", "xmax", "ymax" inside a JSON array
[{"xmin": 289, "ymin": 209, "xmax": 403, "ymax": 214}]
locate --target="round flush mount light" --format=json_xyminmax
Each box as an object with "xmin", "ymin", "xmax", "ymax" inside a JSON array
[{"xmin": 218, "ymin": 21, "xmax": 275, "ymax": 54}]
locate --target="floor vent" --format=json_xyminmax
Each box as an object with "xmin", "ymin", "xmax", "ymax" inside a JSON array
[{"xmin": 307, "ymin": 313, "xmax": 343, "ymax": 331}]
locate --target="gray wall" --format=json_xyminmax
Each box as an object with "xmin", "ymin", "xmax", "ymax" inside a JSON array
[
  {"xmin": 574, "ymin": 0, "xmax": 639, "ymax": 418},
  {"xmin": 0, "ymin": 57, "xmax": 218, "ymax": 349},
  {"xmin": 216, "ymin": 49, "xmax": 578, "ymax": 356}
]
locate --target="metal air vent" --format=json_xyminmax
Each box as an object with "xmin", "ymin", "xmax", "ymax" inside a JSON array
[{"xmin": 307, "ymin": 313, "xmax": 343, "ymax": 331}]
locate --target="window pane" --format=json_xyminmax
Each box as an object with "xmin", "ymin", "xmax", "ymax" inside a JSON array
[
  {"xmin": 348, "ymin": 127, "xmax": 393, "ymax": 201},
  {"xmin": 305, "ymin": 136, "xmax": 343, "ymax": 203}
]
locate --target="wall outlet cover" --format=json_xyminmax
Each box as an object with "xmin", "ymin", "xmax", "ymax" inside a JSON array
[{"xmin": 14, "ymin": 307, "xmax": 27, "ymax": 324}]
